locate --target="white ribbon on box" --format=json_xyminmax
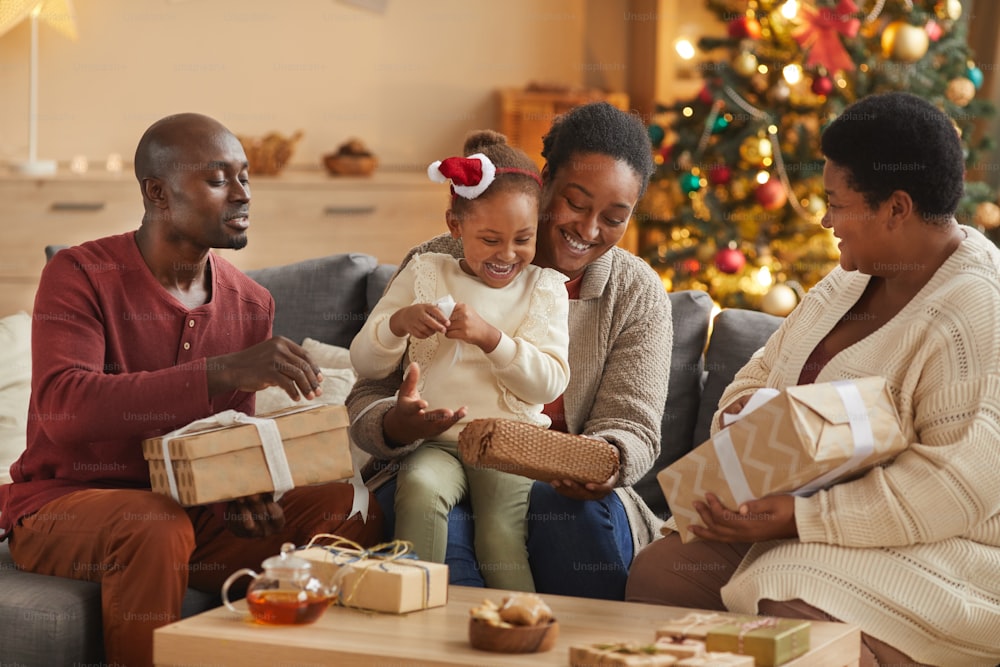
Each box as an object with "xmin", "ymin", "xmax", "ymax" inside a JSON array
[
  {"xmin": 714, "ymin": 380, "xmax": 875, "ymax": 501},
  {"xmin": 158, "ymin": 409, "xmax": 298, "ymax": 503}
]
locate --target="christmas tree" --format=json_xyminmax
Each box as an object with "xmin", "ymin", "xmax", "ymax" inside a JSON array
[{"xmin": 639, "ymin": 0, "xmax": 997, "ymax": 314}]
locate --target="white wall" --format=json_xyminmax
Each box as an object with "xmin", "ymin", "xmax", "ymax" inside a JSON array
[{"xmin": 0, "ymin": 0, "xmax": 589, "ymax": 170}]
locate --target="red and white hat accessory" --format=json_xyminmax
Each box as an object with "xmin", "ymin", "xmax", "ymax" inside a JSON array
[{"xmin": 427, "ymin": 153, "xmax": 497, "ymax": 200}]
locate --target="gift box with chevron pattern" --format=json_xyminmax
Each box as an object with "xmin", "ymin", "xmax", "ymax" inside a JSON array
[{"xmin": 658, "ymin": 377, "xmax": 907, "ymax": 542}]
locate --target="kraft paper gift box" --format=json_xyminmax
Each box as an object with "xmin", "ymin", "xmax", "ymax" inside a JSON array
[
  {"xmin": 143, "ymin": 404, "xmax": 353, "ymax": 506},
  {"xmin": 658, "ymin": 376, "xmax": 907, "ymax": 542},
  {"xmin": 656, "ymin": 612, "xmax": 728, "ymax": 641},
  {"xmin": 297, "ymin": 538, "xmax": 448, "ymax": 614},
  {"xmin": 705, "ymin": 616, "xmax": 810, "ymax": 666},
  {"xmin": 674, "ymin": 653, "xmax": 753, "ymax": 666},
  {"xmin": 568, "ymin": 642, "xmax": 681, "ymax": 666}
]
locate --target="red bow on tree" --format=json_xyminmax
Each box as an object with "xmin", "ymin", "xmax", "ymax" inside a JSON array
[{"xmin": 792, "ymin": 0, "xmax": 861, "ymax": 73}]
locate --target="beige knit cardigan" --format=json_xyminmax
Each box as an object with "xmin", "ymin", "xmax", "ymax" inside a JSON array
[
  {"xmin": 347, "ymin": 234, "xmax": 672, "ymax": 553},
  {"xmin": 717, "ymin": 226, "xmax": 1000, "ymax": 665}
]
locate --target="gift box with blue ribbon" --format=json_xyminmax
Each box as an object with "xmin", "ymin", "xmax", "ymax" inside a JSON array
[{"xmin": 298, "ymin": 535, "xmax": 449, "ymax": 614}]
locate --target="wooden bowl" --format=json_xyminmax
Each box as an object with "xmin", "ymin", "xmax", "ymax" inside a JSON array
[
  {"xmin": 323, "ymin": 153, "xmax": 378, "ymax": 176},
  {"xmin": 468, "ymin": 618, "xmax": 559, "ymax": 654}
]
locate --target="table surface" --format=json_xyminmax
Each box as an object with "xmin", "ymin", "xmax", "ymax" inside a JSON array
[{"xmin": 154, "ymin": 585, "xmax": 861, "ymax": 667}]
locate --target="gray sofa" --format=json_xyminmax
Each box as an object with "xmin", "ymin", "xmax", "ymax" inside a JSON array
[{"xmin": 0, "ymin": 251, "xmax": 782, "ymax": 665}]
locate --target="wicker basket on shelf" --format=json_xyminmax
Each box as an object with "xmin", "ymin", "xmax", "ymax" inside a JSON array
[
  {"xmin": 323, "ymin": 137, "xmax": 378, "ymax": 177},
  {"xmin": 237, "ymin": 130, "xmax": 303, "ymax": 176}
]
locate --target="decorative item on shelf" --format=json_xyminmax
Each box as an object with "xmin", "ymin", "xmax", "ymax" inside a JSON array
[
  {"xmin": 323, "ymin": 138, "xmax": 378, "ymax": 176},
  {"xmin": 238, "ymin": 130, "xmax": 303, "ymax": 176}
]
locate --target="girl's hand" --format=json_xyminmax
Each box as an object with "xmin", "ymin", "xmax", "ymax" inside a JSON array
[
  {"xmin": 389, "ymin": 304, "xmax": 449, "ymax": 339},
  {"xmin": 445, "ymin": 303, "xmax": 501, "ymax": 353}
]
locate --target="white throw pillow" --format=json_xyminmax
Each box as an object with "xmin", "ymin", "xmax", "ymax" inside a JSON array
[
  {"xmin": 254, "ymin": 366, "xmax": 357, "ymax": 415},
  {"xmin": 0, "ymin": 312, "xmax": 32, "ymax": 484},
  {"xmin": 301, "ymin": 338, "xmax": 353, "ymax": 370}
]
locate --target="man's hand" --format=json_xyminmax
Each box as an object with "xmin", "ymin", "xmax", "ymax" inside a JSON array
[
  {"xmin": 689, "ymin": 492, "xmax": 797, "ymax": 543},
  {"xmin": 224, "ymin": 493, "xmax": 286, "ymax": 538},
  {"xmin": 383, "ymin": 362, "xmax": 466, "ymax": 446},
  {"xmin": 389, "ymin": 304, "xmax": 449, "ymax": 339},
  {"xmin": 550, "ymin": 438, "xmax": 619, "ymax": 501},
  {"xmin": 445, "ymin": 303, "xmax": 501, "ymax": 353},
  {"xmin": 206, "ymin": 336, "xmax": 321, "ymax": 401}
]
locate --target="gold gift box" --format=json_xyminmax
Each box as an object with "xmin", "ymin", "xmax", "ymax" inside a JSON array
[
  {"xmin": 656, "ymin": 612, "xmax": 728, "ymax": 641},
  {"xmin": 705, "ymin": 616, "xmax": 810, "ymax": 666},
  {"xmin": 298, "ymin": 544, "xmax": 448, "ymax": 614},
  {"xmin": 658, "ymin": 377, "xmax": 907, "ymax": 542},
  {"xmin": 142, "ymin": 404, "xmax": 353, "ymax": 506}
]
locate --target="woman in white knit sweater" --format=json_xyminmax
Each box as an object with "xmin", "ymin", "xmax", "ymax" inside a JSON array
[{"xmin": 627, "ymin": 92, "xmax": 1000, "ymax": 666}]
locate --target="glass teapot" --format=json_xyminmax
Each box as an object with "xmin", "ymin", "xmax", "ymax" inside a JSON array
[{"xmin": 222, "ymin": 542, "xmax": 337, "ymax": 625}]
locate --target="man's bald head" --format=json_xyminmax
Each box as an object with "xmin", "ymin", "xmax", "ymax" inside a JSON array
[{"xmin": 134, "ymin": 113, "xmax": 237, "ymax": 183}]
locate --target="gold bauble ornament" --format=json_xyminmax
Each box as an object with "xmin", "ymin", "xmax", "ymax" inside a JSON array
[
  {"xmin": 937, "ymin": 0, "xmax": 962, "ymax": 21},
  {"xmin": 881, "ymin": 20, "xmax": 929, "ymax": 62},
  {"xmin": 733, "ymin": 51, "xmax": 759, "ymax": 78},
  {"xmin": 760, "ymin": 284, "xmax": 799, "ymax": 317},
  {"xmin": 946, "ymin": 77, "xmax": 976, "ymax": 107},
  {"xmin": 974, "ymin": 201, "xmax": 1000, "ymax": 230}
]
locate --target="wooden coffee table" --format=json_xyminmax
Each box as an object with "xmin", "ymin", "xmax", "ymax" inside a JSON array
[{"xmin": 154, "ymin": 585, "xmax": 860, "ymax": 666}]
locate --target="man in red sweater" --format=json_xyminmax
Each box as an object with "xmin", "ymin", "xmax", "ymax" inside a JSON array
[{"xmin": 0, "ymin": 113, "xmax": 383, "ymax": 667}]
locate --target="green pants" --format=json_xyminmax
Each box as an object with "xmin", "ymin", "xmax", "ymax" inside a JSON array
[{"xmin": 394, "ymin": 440, "xmax": 535, "ymax": 591}]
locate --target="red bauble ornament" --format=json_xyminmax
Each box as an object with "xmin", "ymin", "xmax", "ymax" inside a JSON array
[
  {"xmin": 659, "ymin": 144, "xmax": 674, "ymax": 163},
  {"xmin": 755, "ymin": 178, "xmax": 788, "ymax": 211},
  {"xmin": 925, "ymin": 20, "xmax": 943, "ymax": 42},
  {"xmin": 680, "ymin": 258, "xmax": 701, "ymax": 274},
  {"xmin": 698, "ymin": 85, "xmax": 715, "ymax": 105},
  {"xmin": 708, "ymin": 164, "xmax": 732, "ymax": 186},
  {"xmin": 715, "ymin": 247, "xmax": 746, "ymax": 274},
  {"xmin": 811, "ymin": 75, "xmax": 834, "ymax": 96},
  {"xmin": 728, "ymin": 16, "xmax": 762, "ymax": 40}
]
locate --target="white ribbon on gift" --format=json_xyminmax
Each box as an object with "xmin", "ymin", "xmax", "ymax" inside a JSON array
[
  {"xmin": 793, "ymin": 380, "xmax": 874, "ymax": 497},
  {"xmin": 158, "ymin": 409, "xmax": 295, "ymax": 503},
  {"xmin": 713, "ymin": 381, "xmax": 875, "ymax": 502}
]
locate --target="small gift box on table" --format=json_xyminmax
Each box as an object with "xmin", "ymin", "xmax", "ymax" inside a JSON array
[
  {"xmin": 656, "ymin": 612, "xmax": 728, "ymax": 641},
  {"xmin": 705, "ymin": 616, "xmax": 810, "ymax": 666},
  {"xmin": 658, "ymin": 376, "xmax": 907, "ymax": 542},
  {"xmin": 458, "ymin": 418, "xmax": 619, "ymax": 485},
  {"xmin": 568, "ymin": 642, "xmax": 682, "ymax": 666},
  {"xmin": 297, "ymin": 535, "xmax": 448, "ymax": 614},
  {"xmin": 142, "ymin": 404, "xmax": 353, "ymax": 507}
]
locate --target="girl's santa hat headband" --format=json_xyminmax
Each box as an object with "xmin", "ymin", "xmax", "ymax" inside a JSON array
[{"xmin": 427, "ymin": 153, "xmax": 542, "ymax": 200}]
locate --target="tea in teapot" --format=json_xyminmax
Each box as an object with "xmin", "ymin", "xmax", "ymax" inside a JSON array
[{"xmin": 222, "ymin": 542, "xmax": 336, "ymax": 625}]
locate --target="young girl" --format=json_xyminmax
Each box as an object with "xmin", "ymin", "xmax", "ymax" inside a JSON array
[{"xmin": 349, "ymin": 130, "xmax": 569, "ymax": 591}]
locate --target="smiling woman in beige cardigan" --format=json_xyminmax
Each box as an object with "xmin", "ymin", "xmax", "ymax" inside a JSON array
[{"xmin": 626, "ymin": 92, "xmax": 1000, "ymax": 667}]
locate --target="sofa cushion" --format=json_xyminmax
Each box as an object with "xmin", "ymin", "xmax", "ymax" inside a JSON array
[
  {"xmin": 0, "ymin": 542, "xmax": 219, "ymax": 666},
  {"xmin": 245, "ymin": 253, "xmax": 382, "ymax": 349},
  {"xmin": 632, "ymin": 290, "xmax": 713, "ymax": 518},
  {"xmin": 0, "ymin": 311, "xmax": 32, "ymax": 485},
  {"xmin": 367, "ymin": 263, "xmax": 396, "ymax": 311},
  {"xmin": 692, "ymin": 308, "xmax": 783, "ymax": 447}
]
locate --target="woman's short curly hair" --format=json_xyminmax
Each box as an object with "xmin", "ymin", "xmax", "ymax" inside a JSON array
[
  {"xmin": 541, "ymin": 102, "xmax": 655, "ymax": 197},
  {"xmin": 821, "ymin": 92, "xmax": 965, "ymax": 222}
]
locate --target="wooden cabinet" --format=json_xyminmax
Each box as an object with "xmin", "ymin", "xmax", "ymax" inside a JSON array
[{"xmin": 0, "ymin": 170, "xmax": 447, "ymax": 315}]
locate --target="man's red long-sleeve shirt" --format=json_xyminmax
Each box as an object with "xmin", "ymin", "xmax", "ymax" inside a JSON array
[{"xmin": 0, "ymin": 231, "xmax": 272, "ymax": 537}]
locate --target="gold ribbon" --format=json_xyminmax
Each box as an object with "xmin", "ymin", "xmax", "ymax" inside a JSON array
[{"xmin": 302, "ymin": 534, "xmax": 430, "ymax": 610}]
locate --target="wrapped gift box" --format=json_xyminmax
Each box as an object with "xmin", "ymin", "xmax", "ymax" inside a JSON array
[
  {"xmin": 705, "ymin": 616, "xmax": 810, "ymax": 666},
  {"xmin": 143, "ymin": 404, "xmax": 353, "ymax": 506},
  {"xmin": 298, "ymin": 543, "xmax": 448, "ymax": 614},
  {"xmin": 568, "ymin": 642, "xmax": 680, "ymax": 666},
  {"xmin": 657, "ymin": 612, "xmax": 728, "ymax": 641},
  {"xmin": 675, "ymin": 653, "xmax": 753, "ymax": 666},
  {"xmin": 658, "ymin": 376, "xmax": 906, "ymax": 542},
  {"xmin": 458, "ymin": 418, "xmax": 619, "ymax": 485}
]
